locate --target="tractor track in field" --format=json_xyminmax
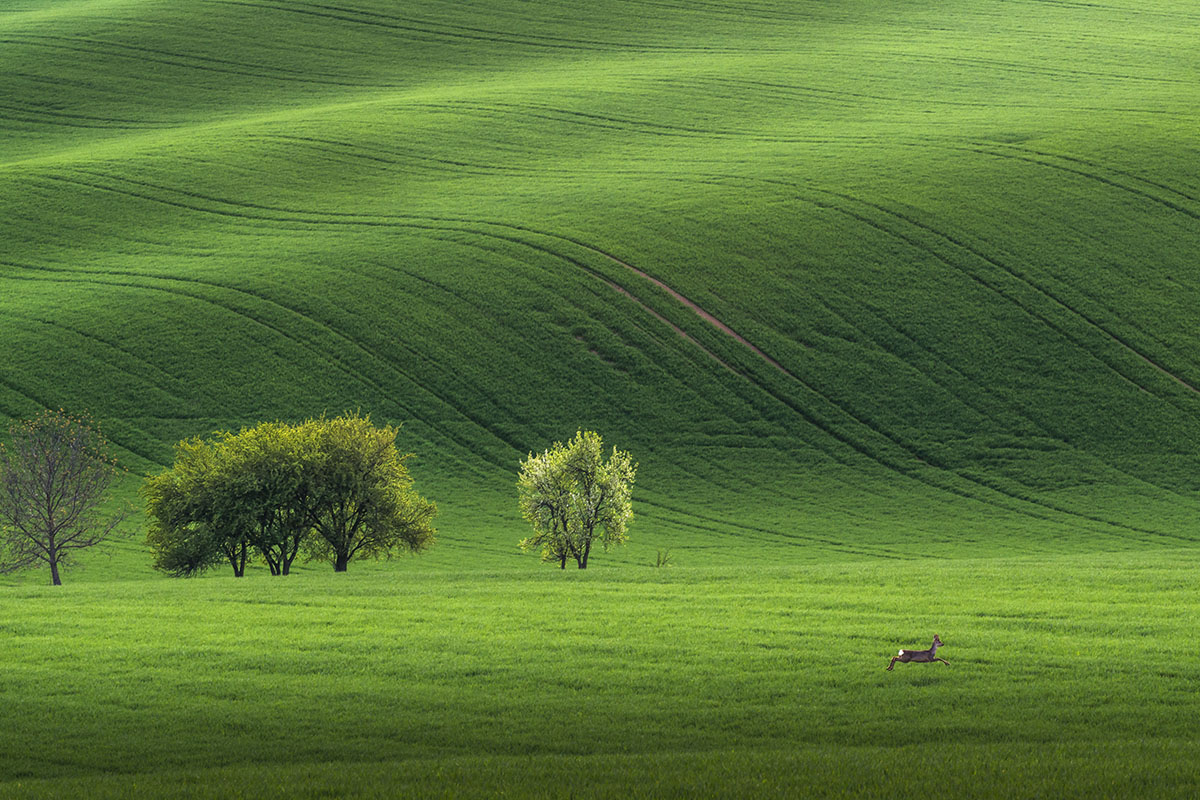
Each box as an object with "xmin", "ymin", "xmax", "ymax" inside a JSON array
[
  {"xmin": 668, "ymin": 76, "xmax": 1187, "ymax": 115},
  {"xmin": 683, "ymin": 170, "xmax": 1200, "ymax": 511},
  {"xmin": 489, "ymin": 215, "xmax": 1182, "ymax": 540},
  {"xmin": 0, "ymin": 101, "xmax": 168, "ymax": 131}
]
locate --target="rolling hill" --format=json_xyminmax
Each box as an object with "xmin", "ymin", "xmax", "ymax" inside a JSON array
[{"xmin": 3, "ymin": 0, "xmax": 1200, "ymax": 569}]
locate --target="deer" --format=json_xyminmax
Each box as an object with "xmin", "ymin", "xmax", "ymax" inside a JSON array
[{"xmin": 886, "ymin": 634, "xmax": 948, "ymax": 671}]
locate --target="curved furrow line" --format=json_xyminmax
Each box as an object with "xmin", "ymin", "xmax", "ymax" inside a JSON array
[
  {"xmin": 331, "ymin": 252, "xmax": 644, "ymax": 467},
  {"xmin": 412, "ymin": 101, "xmax": 734, "ymax": 141},
  {"xmin": 434, "ymin": 180, "xmax": 1194, "ymax": 541},
  {"xmin": 635, "ymin": 491, "xmax": 916, "ymax": 560},
  {"xmin": 492, "ymin": 100, "xmax": 759, "ymax": 138},
  {"xmin": 325, "ymin": 213, "xmax": 997, "ymax": 515},
  {"xmin": 284, "ymin": 0, "xmax": 755, "ymax": 52},
  {"xmin": 699, "ymin": 168, "xmax": 1194, "ymax": 411},
  {"xmin": 996, "ymin": 143, "xmax": 1200, "ymax": 205},
  {"xmin": 0, "ymin": 307, "xmax": 198, "ymax": 408},
  {"xmin": 550, "ymin": 240, "xmax": 1111, "ymax": 525},
  {"xmin": 261, "ymin": 135, "xmax": 514, "ymax": 178},
  {"xmin": 1, "ymin": 265, "xmax": 509, "ymax": 480},
  {"xmin": 4, "ymin": 238, "xmax": 529, "ymax": 477},
  {"xmin": 0, "ymin": 102, "xmax": 168, "ymax": 130},
  {"xmin": 686, "ymin": 76, "xmax": 1189, "ymax": 116},
  {"xmin": 45, "ymin": 163, "xmax": 1189, "ymax": 417},
  {"xmin": 36, "ymin": 173, "xmax": 323, "ymax": 228},
  {"xmin": 485, "ymin": 229, "xmax": 1109, "ymax": 527},
  {"xmin": 820, "ymin": 172, "xmax": 1200, "ymax": 402},
  {"xmin": 710, "ymin": 172, "xmax": 1200, "ymax": 510},
  {"xmin": 812, "ymin": 282, "xmax": 1200, "ymax": 507},
  {"xmin": 0, "ymin": 36, "xmax": 389, "ymax": 88},
  {"xmin": 0, "ymin": 360, "xmax": 169, "ymax": 469},
  {"xmin": 598, "ymin": 277, "xmax": 738, "ymax": 374},
  {"xmin": 37, "ymin": 170, "xmax": 923, "ymax": 504},
  {"xmin": 400, "ymin": 100, "xmax": 893, "ymax": 145},
  {"xmin": 395, "ymin": 233, "xmax": 739, "ymax": 383},
  {"xmin": 0, "ymin": 266, "xmax": 389, "ymax": 405},
  {"xmin": 669, "ymin": 165, "xmax": 1200, "ymax": 458},
  {"xmin": 9, "ymin": 33, "xmax": 387, "ymax": 84},
  {"xmin": 202, "ymin": 0, "xmax": 739, "ymax": 54},
  {"xmin": 736, "ymin": 193, "xmax": 1199, "ymax": 540},
  {"xmin": 886, "ymin": 50, "xmax": 1190, "ymax": 86},
  {"xmin": 964, "ymin": 143, "xmax": 1200, "ymax": 223}
]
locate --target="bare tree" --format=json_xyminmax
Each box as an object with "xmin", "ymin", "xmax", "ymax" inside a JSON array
[{"xmin": 0, "ymin": 410, "xmax": 126, "ymax": 585}]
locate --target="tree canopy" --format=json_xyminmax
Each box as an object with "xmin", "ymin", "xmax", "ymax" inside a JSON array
[
  {"xmin": 144, "ymin": 413, "xmax": 436, "ymax": 577},
  {"xmin": 517, "ymin": 430, "xmax": 636, "ymax": 569}
]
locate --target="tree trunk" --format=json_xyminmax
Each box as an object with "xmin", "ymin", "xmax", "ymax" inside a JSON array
[
  {"xmin": 334, "ymin": 552, "xmax": 349, "ymax": 572},
  {"xmin": 49, "ymin": 557, "xmax": 62, "ymax": 586},
  {"xmin": 559, "ymin": 552, "xmax": 567, "ymax": 569},
  {"xmin": 226, "ymin": 542, "xmax": 247, "ymax": 577},
  {"xmin": 579, "ymin": 539, "xmax": 592, "ymax": 569}
]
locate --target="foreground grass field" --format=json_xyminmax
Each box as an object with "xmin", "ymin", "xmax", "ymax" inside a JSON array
[{"xmin": 2, "ymin": 553, "xmax": 1198, "ymax": 798}]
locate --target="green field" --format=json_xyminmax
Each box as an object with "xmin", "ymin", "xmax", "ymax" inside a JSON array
[
  {"xmin": 3, "ymin": 554, "xmax": 1200, "ymax": 798},
  {"xmin": 2, "ymin": 0, "xmax": 1199, "ymax": 796}
]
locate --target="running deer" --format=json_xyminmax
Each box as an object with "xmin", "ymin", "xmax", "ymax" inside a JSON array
[{"xmin": 886, "ymin": 634, "xmax": 949, "ymax": 671}]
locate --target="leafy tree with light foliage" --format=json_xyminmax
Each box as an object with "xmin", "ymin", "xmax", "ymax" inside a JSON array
[
  {"xmin": 517, "ymin": 430, "xmax": 635, "ymax": 569},
  {"xmin": 0, "ymin": 409, "xmax": 126, "ymax": 586}
]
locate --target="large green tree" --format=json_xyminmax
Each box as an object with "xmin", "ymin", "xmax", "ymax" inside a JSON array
[
  {"xmin": 301, "ymin": 414, "xmax": 436, "ymax": 572},
  {"xmin": 0, "ymin": 410, "xmax": 126, "ymax": 586},
  {"xmin": 517, "ymin": 430, "xmax": 636, "ymax": 569},
  {"xmin": 144, "ymin": 414, "xmax": 436, "ymax": 577}
]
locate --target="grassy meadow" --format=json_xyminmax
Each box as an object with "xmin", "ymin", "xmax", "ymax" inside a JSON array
[
  {"xmin": 3, "ymin": 553, "xmax": 1200, "ymax": 798},
  {"xmin": 2, "ymin": 0, "xmax": 1200, "ymax": 795}
]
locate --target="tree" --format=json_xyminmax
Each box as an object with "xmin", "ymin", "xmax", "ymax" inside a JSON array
[
  {"xmin": 144, "ymin": 414, "xmax": 436, "ymax": 577},
  {"xmin": 0, "ymin": 410, "xmax": 126, "ymax": 586},
  {"xmin": 301, "ymin": 413, "xmax": 436, "ymax": 572},
  {"xmin": 220, "ymin": 421, "xmax": 311, "ymax": 576},
  {"xmin": 143, "ymin": 438, "xmax": 234, "ymax": 577},
  {"xmin": 517, "ymin": 430, "xmax": 636, "ymax": 569}
]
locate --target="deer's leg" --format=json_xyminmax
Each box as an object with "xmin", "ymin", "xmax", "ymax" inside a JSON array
[
  {"xmin": 933, "ymin": 658, "xmax": 949, "ymax": 666},
  {"xmin": 886, "ymin": 656, "xmax": 899, "ymax": 671}
]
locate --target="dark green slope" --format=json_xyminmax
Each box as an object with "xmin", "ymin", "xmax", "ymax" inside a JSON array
[{"xmin": 3, "ymin": 0, "xmax": 1200, "ymax": 568}]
